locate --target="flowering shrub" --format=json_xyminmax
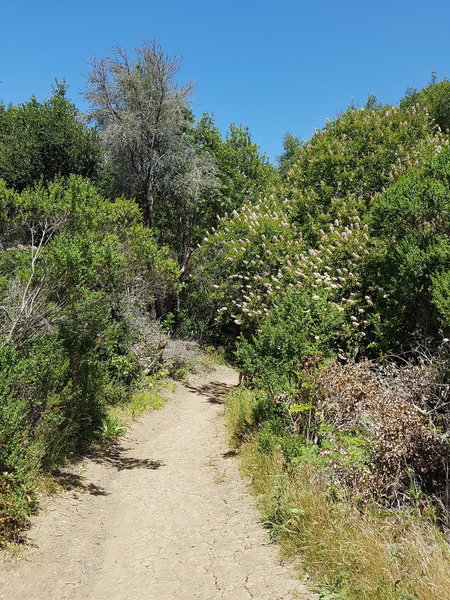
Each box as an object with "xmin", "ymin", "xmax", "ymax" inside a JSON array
[
  {"xmin": 189, "ymin": 102, "xmax": 449, "ymax": 358},
  {"xmin": 189, "ymin": 95, "xmax": 450, "ymax": 524},
  {"xmin": 286, "ymin": 102, "xmax": 448, "ymax": 215}
]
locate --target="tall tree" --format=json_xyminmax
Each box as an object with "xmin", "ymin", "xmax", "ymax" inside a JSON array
[
  {"xmin": 0, "ymin": 82, "xmax": 102, "ymax": 191},
  {"xmin": 85, "ymin": 40, "xmax": 217, "ymax": 259},
  {"xmin": 191, "ymin": 115, "xmax": 276, "ymax": 239}
]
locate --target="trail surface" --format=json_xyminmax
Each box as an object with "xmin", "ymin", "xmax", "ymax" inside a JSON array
[{"xmin": 0, "ymin": 366, "xmax": 316, "ymax": 600}]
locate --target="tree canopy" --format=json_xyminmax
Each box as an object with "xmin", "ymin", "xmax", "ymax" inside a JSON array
[
  {"xmin": 0, "ymin": 82, "xmax": 102, "ymax": 191},
  {"xmin": 85, "ymin": 40, "xmax": 218, "ymax": 260}
]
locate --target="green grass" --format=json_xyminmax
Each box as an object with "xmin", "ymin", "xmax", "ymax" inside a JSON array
[
  {"xmin": 103, "ymin": 379, "xmax": 167, "ymax": 441},
  {"xmin": 225, "ymin": 387, "xmax": 450, "ymax": 600}
]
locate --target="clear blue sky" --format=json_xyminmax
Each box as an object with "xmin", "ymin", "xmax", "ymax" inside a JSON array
[{"xmin": 2, "ymin": 0, "xmax": 450, "ymax": 162}]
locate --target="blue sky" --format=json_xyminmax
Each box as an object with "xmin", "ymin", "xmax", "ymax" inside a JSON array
[{"xmin": 2, "ymin": 0, "xmax": 450, "ymax": 162}]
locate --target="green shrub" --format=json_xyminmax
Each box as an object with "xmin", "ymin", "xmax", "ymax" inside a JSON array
[
  {"xmin": 0, "ymin": 175, "xmax": 180, "ymax": 541},
  {"xmin": 236, "ymin": 289, "xmax": 341, "ymax": 388},
  {"xmin": 365, "ymin": 146, "xmax": 450, "ymax": 347}
]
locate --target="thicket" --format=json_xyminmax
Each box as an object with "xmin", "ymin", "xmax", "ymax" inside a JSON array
[
  {"xmin": 186, "ymin": 86, "xmax": 450, "ymax": 596},
  {"xmin": 0, "ymin": 175, "xmax": 179, "ymax": 540},
  {"xmin": 2, "ymin": 38, "xmax": 450, "ymax": 597},
  {"xmin": 0, "ymin": 41, "xmax": 272, "ymax": 543}
]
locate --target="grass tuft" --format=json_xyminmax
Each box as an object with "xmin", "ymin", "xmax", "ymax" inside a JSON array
[{"xmin": 103, "ymin": 380, "xmax": 166, "ymax": 441}]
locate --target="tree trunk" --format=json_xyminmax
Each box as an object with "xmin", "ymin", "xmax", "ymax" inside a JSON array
[{"xmin": 145, "ymin": 188, "xmax": 154, "ymax": 228}]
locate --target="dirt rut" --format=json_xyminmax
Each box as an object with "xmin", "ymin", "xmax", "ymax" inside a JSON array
[{"xmin": 0, "ymin": 366, "xmax": 316, "ymax": 600}]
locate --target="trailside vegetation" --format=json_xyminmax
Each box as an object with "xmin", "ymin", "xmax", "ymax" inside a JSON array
[
  {"xmin": 0, "ymin": 40, "xmax": 271, "ymax": 543},
  {"xmin": 2, "ymin": 36, "xmax": 450, "ymax": 597},
  {"xmin": 187, "ymin": 90, "xmax": 450, "ymax": 597},
  {"xmin": 0, "ymin": 175, "xmax": 179, "ymax": 540}
]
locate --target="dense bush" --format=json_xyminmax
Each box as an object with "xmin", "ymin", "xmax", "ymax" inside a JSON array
[
  {"xmin": 236, "ymin": 290, "xmax": 342, "ymax": 388},
  {"xmin": 365, "ymin": 147, "xmax": 450, "ymax": 347},
  {"xmin": 190, "ymin": 87, "xmax": 450, "ymax": 584},
  {"xmin": 0, "ymin": 176, "xmax": 179, "ymax": 539},
  {"xmin": 0, "ymin": 83, "xmax": 102, "ymax": 191},
  {"xmin": 188, "ymin": 100, "xmax": 450, "ymax": 359}
]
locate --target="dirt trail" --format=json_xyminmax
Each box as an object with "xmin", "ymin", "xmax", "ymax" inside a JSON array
[{"xmin": 0, "ymin": 366, "xmax": 316, "ymax": 600}]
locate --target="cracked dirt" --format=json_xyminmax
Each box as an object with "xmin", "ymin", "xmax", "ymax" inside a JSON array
[{"xmin": 0, "ymin": 365, "xmax": 317, "ymax": 600}]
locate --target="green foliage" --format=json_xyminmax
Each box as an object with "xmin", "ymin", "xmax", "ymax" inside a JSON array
[
  {"xmin": 277, "ymin": 132, "xmax": 304, "ymax": 173},
  {"xmin": 100, "ymin": 415, "xmax": 126, "ymax": 442},
  {"xmin": 236, "ymin": 290, "xmax": 342, "ymax": 385},
  {"xmin": 0, "ymin": 175, "xmax": 179, "ymax": 540},
  {"xmin": 432, "ymin": 271, "xmax": 450, "ymax": 327},
  {"xmin": 286, "ymin": 102, "xmax": 442, "ymax": 219},
  {"xmin": 225, "ymin": 386, "xmax": 259, "ymax": 447},
  {"xmin": 365, "ymin": 146, "xmax": 450, "ymax": 346},
  {"xmin": 401, "ymin": 79, "xmax": 450, "ymax": 133},
  {"xmin": 126, "ymin": 388, "xmax": 165, "ymax": 414},
  {"xmin": 0, "ymin": 83, "xmax": 102, "ymax": 191},
  {"xmin": 188, "ymin": 96, "xmax": 449, "ymax": 360},
  {"xmin": 186, "ymin": 192, "xmax": 297, "ymax": 343},
  {"xmin": 1, "ymin": 471, "xmax": 37, "ymax": 543},
  {"xmin": 192, "ymin": 115, "xmax": 276, "ymax": 241}
]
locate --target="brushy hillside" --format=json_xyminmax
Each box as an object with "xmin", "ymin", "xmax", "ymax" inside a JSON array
[
  {"xmin": 0, "ymin": 175, "xmax": 179, "ymax": 540},
  {"xmin": 2, "ymin": 40, "xmax": 450, "ymax": 598},
  {"xmin": 187, "ymin": 89, "xmax": 450, "ymax": 598}
]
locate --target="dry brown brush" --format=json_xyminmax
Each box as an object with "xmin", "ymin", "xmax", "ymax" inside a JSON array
[{"xmin": 312, "ymin": 353, "xmax": 450, "ymax": 516}]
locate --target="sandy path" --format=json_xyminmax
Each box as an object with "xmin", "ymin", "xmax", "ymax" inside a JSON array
[{"xmin": 0, "ymin": 366, "xmax": 316, "ymax": 600}]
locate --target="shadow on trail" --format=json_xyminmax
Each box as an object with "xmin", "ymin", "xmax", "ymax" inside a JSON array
[
  {"xmin": 54, "ymin": 471, "xmax": 109, "ymax": 496},
  {"xmin": 186, "ymin": 380, "xmax": 235, "ymax": 405},
  {"xmin": 88, "ymin": 444, "xmax": 165, "ymax": 471},
  {"xmin": 222, "ymin": 450, "xmax": 237, "ymax": 459}
]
